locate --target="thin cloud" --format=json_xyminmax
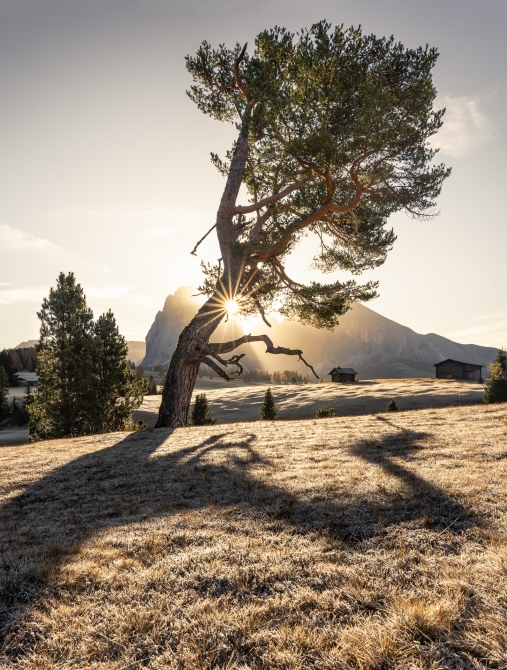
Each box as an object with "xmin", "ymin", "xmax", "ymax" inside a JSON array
[
  {"xmin": 433, "ymin": 94, "xmax": 494, "ymax": 158},
  {"xmin": 444, "ymin": 312, "xmax": 507, "ymax": 348},
  {"xmin": 86, "ymin": 284, "xmax": 136, "ymax": 300},
  {"xmin": 0, "ymin": 286, "xmax": 48, "ymax": 305},
  {"xmin": 123, "ymin": 293, "xmax": 165, "ymax": 309},
  {"xmin": 0, "ymin": 224, "xmax": 63, "ymax": 254}
]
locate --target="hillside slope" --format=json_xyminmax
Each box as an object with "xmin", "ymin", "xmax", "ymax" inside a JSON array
[
  {"xmin": 142, "ymin": 288, "xmax": 498, "ymax": 378},
  {"xmin": 1, "ymin": 405, "xmax": 506, "ymax": 668}
]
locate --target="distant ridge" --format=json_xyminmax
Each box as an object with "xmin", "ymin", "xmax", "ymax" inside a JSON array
[
  {"xmin": 10, "ymin": 340, "xmax": 146, "ymax": 366},
  {"xmin": 143, "ymin": 288, "xmax": 498, "ymax": 379},
  {"xmin": 12, "ymin": 340, "xmax": 38, "ymax": 349}
]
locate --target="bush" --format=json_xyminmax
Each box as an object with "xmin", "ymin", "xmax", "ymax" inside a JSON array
[
  {"xmin": 146, "ymin": 375, "xmax": 158, "ymax": 395},
  {"xmin": 484, "ymin": 349, "xmax": 507, "ymax": 404},
  {"xmin": 315, "ymin": 406, "xmax": 336, "ymax": 418},
  {"xmin": 131, "ymin": 419, "xmax": 147, "ymax": 431},
  {"xmin": 190, "ymin": 393, "xmax": 216, "ymax": 425},
  {"xmin": 260, "ymin": 387, "xmax": 277, "ymax": 420},
  {"xmin": 387, "ymin": 399, "xmax": 399, "ymax": 412}
]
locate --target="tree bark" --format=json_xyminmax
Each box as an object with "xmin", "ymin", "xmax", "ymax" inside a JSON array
[{"xmin": 155, "ymin": 134, "xmax": 249, "ymax": 428}]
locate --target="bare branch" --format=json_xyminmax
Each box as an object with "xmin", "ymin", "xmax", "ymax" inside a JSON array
[
  {"xmin": 235, "ymin": 178, "xmax": 309, "ymax": 215},
  {"xmin": 206, "ymin": 334, "xmax": 319, "ymax": 379},
  {"xmin": 254, "ymin": 299, "xmax": 272, "ymax": 327},
  {"xmin": 187, "ymin": 355, "xmax": 235, "ymax": 381},
  {"xmin": 190, "ymin": 224, "xmax": 217, "ymax": 256}
]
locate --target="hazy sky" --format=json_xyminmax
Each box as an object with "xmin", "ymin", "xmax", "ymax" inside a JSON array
[{"xmin": 1, "ymin": 0, "xmax": 506, "ymax": 349}]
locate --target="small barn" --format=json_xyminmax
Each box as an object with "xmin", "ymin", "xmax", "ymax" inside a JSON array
[
  {"xmin": 434, "ymin": 359, "xmax": 483, "ymax": 382},
  {"xmin": 328, "ymin": 367, "xmax": 358, "ymax": 383}
]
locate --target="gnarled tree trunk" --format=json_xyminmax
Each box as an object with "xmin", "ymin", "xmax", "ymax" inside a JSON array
[{"xmin": 155, "ymin": 135, "xmax": 249, "ymax": 428}]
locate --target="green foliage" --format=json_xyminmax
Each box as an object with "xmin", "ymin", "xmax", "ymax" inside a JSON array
[
  {"xmin": 93, "ymin": 310, "xmax": 148, "ymax": 433},
  {"xmin": 146, "ymin": 374, "xmax": 158, "ymax": 395},
  {"xmin": 387, "ymin": 399, "xmax": 399, "ymax": 412},
  {"xmin": 484, "ymin": 349, "xmax": 507, "ymax": 404},
  {"xmin": 315, "ymin": 406, "xmax": 336, "ymax": 418},
  {"xmin": 132, "ymin": 419, "xmax": 147, "ymax": 432},
  {"xmin": 0, "ymin": 350, "xmax": 18, "ymax": 386},
  {"xmin": 189, "ymin": 21, "xmax": 450, "ymax": 329},
  {"xmin": 27, "ymin": 273, "xmax": 147, "ymax": 441},
  {"xmin": 0, "ymin": 367, "xmax": 9, "ymax": 421},
  {"xmin": 9, "ymin": 393, "xmax": 29, "ymax": 426},
  {"xmin": 190, "ymin": 393, "xmax": 216, "ymax": 425},
  {"xmin": 260, "ymin": 387, "xmax": 277, "ymax": 420}
]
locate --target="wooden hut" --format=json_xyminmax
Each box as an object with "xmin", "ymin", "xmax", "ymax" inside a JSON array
[
  {"xmin": 434, "ymin": 359, "xmax": 483, "ymax": 382},
  {"xmin": 328, "ymin": 367, "xmax": 358, "ymax": 383}
]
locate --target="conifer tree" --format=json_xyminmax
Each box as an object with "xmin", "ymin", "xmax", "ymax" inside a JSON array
[
  {"xmin": 190, "ymin": 393, "xmax": 216, "ymax": 425},
  {"xmin": 260, "ymin": 387, "xmax": 277, "ymax": 420},
  {"xmin": 156, "ymin": 21, "xmax": 450, "ymax": 428},
  {"xmin": 147, "ymin": 374, "xmax": 158, "ymax": 395},
  {"xmin": 0, "ymin": 367, "xmax": 10, "ymax": 421},
  {"xmin": 27, "ymin": 273, "xmax": 147, "ymax": 440},
  {"xmin": 28, "ymin": 273, "xmax": 97, "ymax": 440},
  {"xmin": 0, "ymin": 350, "xmax": 18, "ymax": 386},
  {"xmin": 484, "ymin": 349, "xmax": 507, "ymax": 404},
  {"xmin": 387, "ymin": 399, "xmax": 399, "ymax": 412},
  {"xmin": 92, "ymin": 310, "xmax": 148, "ymax": 432}
]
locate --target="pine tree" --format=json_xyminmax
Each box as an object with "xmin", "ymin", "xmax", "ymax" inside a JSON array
[
  {"xmin": 28, "ymin": 273, "xmax": 97, "ymax": 440},
  {"xmin": 0, "ymin": 350, "xmax": 18, "ymax": 386},
  {"xmin": 147, "ymin": 374, "xmax": 158, "ymax": 395},
  {"xmin": 0, "ymin": 367, "xmax": 10, "ymax": 421},
  {"xmin": 190, "ymin": 393, "xmax": 216, "ymax": 425},
  {"xmin": 260, "ymin": 387, "xmax": 277, "ymax": 420},
  {"xmin": 387, "ymin": 399, "xmax": 399, "ymax": 412},
  {"xmin": 484, "ymin": 349, "xmax": 507, "ymax": 404},
  {"xmin": 27, "ymin": 273, "xmax": 147, "ymax": 440},
  {"xmin": 92, "ymin": 310, "xmax": 148, "ymax": 433}
]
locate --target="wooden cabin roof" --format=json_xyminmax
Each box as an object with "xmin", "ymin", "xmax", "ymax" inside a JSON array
[
  {"xmin": 433, "ymin": 359, "xmax": 482, "ymax": 369},
  {"xmin": 328, "ymin": 367, "xmax": 358, "ymax": 375}
]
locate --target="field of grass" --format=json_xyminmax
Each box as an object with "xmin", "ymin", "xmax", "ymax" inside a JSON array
[
  {"xmin": 1, "ymin": 403, "xmax": 507, "ymax": 668},
  {"xmin": 135, "ymin": 377, "xmax": 485, "ymax": 428}
]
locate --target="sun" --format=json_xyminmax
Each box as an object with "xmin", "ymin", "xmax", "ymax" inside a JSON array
[{"xmin": 225, "ymin": 299, "xmax": 239, "ymax": 316}]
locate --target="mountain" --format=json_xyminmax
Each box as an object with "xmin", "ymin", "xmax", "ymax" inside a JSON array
[
  {"xmin": 142, "ymin": 286, "xmax": 264, "ymax": 370},
  {"xmin": 142, "ymin": 287, "xmax": 498, "ymax": 379},
  {"xmin": 13, "ymin": 340, "xmax": 38, "ymax": 349},
  {"xmin": 126, "ymin": 342, "xmax": 146, "ymax": 366},
  {"xmin": 249, "ymin": 303, "xmax": 498, "ymax": 379}
]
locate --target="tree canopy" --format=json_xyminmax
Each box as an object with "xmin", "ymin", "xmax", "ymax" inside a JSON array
[
  {"xmin": 188, "ymin": 21, "xmax": 450, "ymax": 329},
  {"xmin": 28, "ymin": 273, "xmax": 147, "ymax": 441}
]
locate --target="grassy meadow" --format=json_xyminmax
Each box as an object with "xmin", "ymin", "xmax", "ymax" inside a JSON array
[{"xmin": 1, "ymin": 403, "xmax": 507, "ymax": 668}]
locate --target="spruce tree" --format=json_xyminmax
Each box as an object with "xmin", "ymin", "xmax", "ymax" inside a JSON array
[
  {"xmin": 484, "ymin": 349, "xmax": 507, "ymax": 404},
  {"xmin": 260, "ymin": 387, "xmax": 277, "ymax": 420},
  {"xmin": 387, "ymin": 399, "xmax": 399, "ymax": 412},
  {"xmin": 0, "ymin": 350, "xmax": 18, "ymax": 386},
  {"xmin": 147, "ymin": 374, "xmax": 158, "ymax": 395},
  {"xmin": 0, "ymin": 367, "xmax": 10, "ymax": 421},
  {"xmin": 27, "ymin": 273, "xmax": 147, "ymax": 440},
  {"xmin": 190, "ymin": 393, "xmax": 216, "ymax": 425},
  {"xmin": 28, "ymin": 273, "xmax": 98, "ymax": 440},
  {"xmin": 92, "ymin": 310, "xmax": 148, "ymax": 432}
]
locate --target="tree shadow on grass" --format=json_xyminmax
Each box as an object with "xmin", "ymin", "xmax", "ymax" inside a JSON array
[{"xmin": 0, "ymin": 419, "xmax": 469, "ymax": 654}]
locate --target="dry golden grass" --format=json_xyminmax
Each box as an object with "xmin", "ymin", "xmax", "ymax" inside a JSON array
[{"xmin": 1, "ymin": 403, "xmax": 507, "ymax": 668}]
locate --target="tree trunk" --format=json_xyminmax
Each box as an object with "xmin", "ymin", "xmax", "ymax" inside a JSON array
[{"xmin": 155, "ymin": 134, "xmax": 249, "ymax": 428}]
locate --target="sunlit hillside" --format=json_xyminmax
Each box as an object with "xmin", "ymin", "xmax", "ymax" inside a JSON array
[{"xmin": 1, "ymin": 404, "xmax": 506, "ymax": 668}]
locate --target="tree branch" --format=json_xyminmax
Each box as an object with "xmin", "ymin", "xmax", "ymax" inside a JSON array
[
  {"xmin": 190, "ymin": 224, "xmax": 217, "ymax": 256},
  {"xmin": 206, "ymin": 334, "xmax": 319, "ymax": 378},
  {"xmin": 235, "ymin": 178, "xmax": 309, "ymax": 214}
]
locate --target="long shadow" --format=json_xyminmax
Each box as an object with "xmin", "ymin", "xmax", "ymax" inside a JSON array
[{"xmin": 1, "ymin": 421, "xmax": 469, "ymax": 654}]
